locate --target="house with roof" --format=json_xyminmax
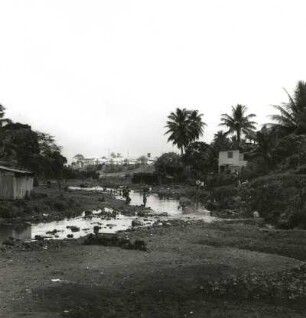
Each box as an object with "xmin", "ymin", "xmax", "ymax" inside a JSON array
[
  {"xmin": 0, "ymin": 166, "xmax": 34, "ymax": 200},
  {"xmin": 218, "ymin": 150, "xmax": 248, "ymax": 174}
]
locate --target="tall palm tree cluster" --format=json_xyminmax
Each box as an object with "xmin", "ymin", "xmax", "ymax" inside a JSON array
[
  {"xmin": 165, "ymin": 108, "xmax": 206, "ymax": 155},
  {"xmin": 165, "ymin": 80, "xmax": 306, "ymax": 172},
  {"xmin": 165, "ymin": 104, "xmax": 257, "ymax": 154}
]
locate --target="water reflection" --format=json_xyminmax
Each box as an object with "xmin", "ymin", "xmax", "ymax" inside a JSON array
[
  {"xmin": 119, "ymin": 191, "xmax": 182, "ymax": 216},
  {"xmin": 30, "ymin": 212, "xmax": 145, "ymax": 240},
  {"xmin": 69, "ymin": 186, "xmax": 208, "ymax": 216},
  {"xmin": 0, "ymin": 187, "xmax": 212, "ymax": 243},
  {"xmin": 0, "ymin": 223, "xmax": 32, "ymax": 242},
  {"xmin": 0, "ymin": 214, "xmax": 154, "ymax": 243}
]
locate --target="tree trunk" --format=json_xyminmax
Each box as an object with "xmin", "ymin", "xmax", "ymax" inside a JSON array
[{"xmin": 237, "ymin": 130, "xmax": 241, "ymax": 146}]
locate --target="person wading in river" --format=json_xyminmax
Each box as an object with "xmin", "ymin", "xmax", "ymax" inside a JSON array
[
  {"xmin": 123, "ymin": 186, "xmax": 131, "ymax": 204},
  {"xmin": 143, "ymin": 191, "xmax": 147, "ymax": 207},
  {"xmin": 142, "ymin": 187, "xmax": 150, "ymax": 207}
]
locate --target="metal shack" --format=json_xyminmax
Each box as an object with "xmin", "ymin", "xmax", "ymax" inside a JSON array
[{"xmin": 0, "ymin": 166, "xmax": 34, "ymax": 200}]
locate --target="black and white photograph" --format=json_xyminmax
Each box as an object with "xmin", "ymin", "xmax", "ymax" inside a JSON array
[{"xmin": 1, "ymin": 1, "xmax": 306, "ymax": 317}]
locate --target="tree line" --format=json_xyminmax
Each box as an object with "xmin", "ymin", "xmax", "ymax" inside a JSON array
[
  {"xmin": 0, "ymin": 106, "xmax": 67, "ymax": 179},
  {"xmin": 160, "ymin": 80, "xmax": 306, "ymax": 181}
]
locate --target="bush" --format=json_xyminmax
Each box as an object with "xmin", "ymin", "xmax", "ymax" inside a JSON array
[
  {"xmin": 154, "ymin": 152, "xmax": 185, "ymax": 182},
  {"xmin": 289, "ymin": 209, "xmax": 306, "ymax": 229},
  {"xmin": 0, "ymin": 203, "xmax": 16, "ymax": 218},
  {"xmin": 271, "ymin": 135, "xmax": 306, "ymax": 170},
  {"xmin": 240, "ymin": 174, "xmax": 306, "ymax": 224},
  {"xmin": 132, "ymin": 173, "xmax": 159, "ymax": 185},
  {"xmin": 240, "ymin": 158, "xmax": 269, "ymax": 180},
  {"xmin": 31, "ymin": 192, "xmax": 48, "ymax": 199},
  {"xmin": 206, "ymin": 174, "xmax": 237, "ymax": 188},
  {"xmin": 210, "ymin": 185, "xmax": 239, "ymax": 210},
  {"xmin": 184, "ymin": 188, "xmax": 210, "ymax": 203},
  {"xmin": 53, "ymin": 201, "xmax": 66, "ymax": 211}
]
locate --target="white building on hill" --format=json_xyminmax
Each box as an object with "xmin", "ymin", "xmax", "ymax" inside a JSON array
[
  {"xmin": 71, "ymin": 154, "xmax": 156, "ymax": 170},
  {"xmin": 218, "ymin": 150, "xmax": 248, "ymax": 173}
]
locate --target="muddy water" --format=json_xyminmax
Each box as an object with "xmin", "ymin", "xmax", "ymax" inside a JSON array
[
  {"xmin": 69, "ymin": 186, "xmax": 208, "ymax": 216},
  {"xmin": 30, "ymin": 210, "xmax": 155, "ymax": 240},
  {"xmin": 118, "ymin": 191, "xmax": 182, "ymax": 216},
  {"xmin": 0, "ymin": 187, "xmax": 212, "ymax": 242},
  {"xmin": 0, "ymin": 210, "xmax": 156, "ymax": 242},
  {"xmin": 0, "ymin": 223, "xmax": 32, "ymax": 242}
]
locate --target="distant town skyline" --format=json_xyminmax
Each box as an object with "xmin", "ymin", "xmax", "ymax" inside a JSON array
[{"xmin": 1, "ymin": 1, "xmax": 306, "ymax": 161}]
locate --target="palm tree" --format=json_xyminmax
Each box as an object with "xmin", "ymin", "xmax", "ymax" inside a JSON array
[
  {"xmin": 165, "ymin": 108, "xmax": 206, "ymax": 155},
  {"xmin": 189, "ymin": 110, "xmax": 206, "ymax": 140},
  {"xmin": 270, "ymin": 81, "xmax": 306, "ymax": 136},
  {"xmin": 219, "ymin": 104, "xmax": 257, "ymax": 146}
]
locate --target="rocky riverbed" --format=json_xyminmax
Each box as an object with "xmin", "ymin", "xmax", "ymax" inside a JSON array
[{"xmin": 1, "ymin": 186, "xmax": 306, "ymax": 317}]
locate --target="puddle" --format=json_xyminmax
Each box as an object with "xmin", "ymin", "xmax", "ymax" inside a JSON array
[
  {"xmin": 30, "ymin": 211, "xmax": 147, "ymax": 240},
  {"xmin": 0, "ymin": 210, "xmax": 157, "ymax": 242}
]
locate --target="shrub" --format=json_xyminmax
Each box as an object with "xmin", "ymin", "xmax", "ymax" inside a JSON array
[
  {"xmin": 31, "ymin": 192, "xmax": 48, "ymax": 199},
  {"xmin": 53, "ymin": 201, "xmax": 66, "ymax": 211},
  {"xmin": 132, "ymin": 173, "xmax": 159, "ymax": 185},
  {"xmin": 206, "ymin": 174, "xmax": 237, "ymax": 188},
  {"xmin": 289, "ymin": 209, "xmax": 306, "ymax": 229},
  {"xmin": 210, "ymin": 185, "xmax": 239, "ymax": 210},
  {"xmin": 0, "ymin": 204, "xmax": 13, "ymax": 218},
  {"xmin": 240, "ymin": 174, "xmax": 306, "ymax": 224},
  {"xmin": 184, "ymin": 188, "xmax": 209, "ymax": 203}
]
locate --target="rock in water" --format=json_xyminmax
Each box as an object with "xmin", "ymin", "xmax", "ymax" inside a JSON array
[{"xmin": 132, "ymin": 219, "xmax": 144, "ymax": 227}]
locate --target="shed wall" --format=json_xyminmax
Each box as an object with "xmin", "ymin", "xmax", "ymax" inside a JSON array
[
  {"xmin": 14, "ymin": 176, "xmax": 34, "ymax": 199},
  {"xmin": 0, "ymin": 172, "xmax": 15, "ymax": 199}
]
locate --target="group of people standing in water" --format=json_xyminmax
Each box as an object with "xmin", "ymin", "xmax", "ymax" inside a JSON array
[{"xmin": 121, "ymin": 186, "xmax": 151, "ymax": 206}]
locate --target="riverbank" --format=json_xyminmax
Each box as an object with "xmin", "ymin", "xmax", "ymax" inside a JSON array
[
  {"xmin": 0, "ymin": 185, "xmax": 155, "ymax": 225},
  {"xmin": 1, "ymin": 219, "xmax": 306, "ymax": 317},
  {"xmin": 1, "ymin": 186, "xmax": 306, "ymax": 317}
]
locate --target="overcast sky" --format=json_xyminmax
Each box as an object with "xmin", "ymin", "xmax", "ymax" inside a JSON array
[{"xmin": 0, "ymin": 0, "xmax": 305, "ymax": 161}]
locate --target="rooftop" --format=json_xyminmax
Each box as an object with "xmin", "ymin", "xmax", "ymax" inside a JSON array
[{"xmin": 0, "ymin": 165, "xmax": 34, "ymax": 176}]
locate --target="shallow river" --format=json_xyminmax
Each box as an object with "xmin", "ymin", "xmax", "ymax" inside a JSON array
[{"xmin": 0, "ymin": 187, "xmax": 212, "ymax": 242}]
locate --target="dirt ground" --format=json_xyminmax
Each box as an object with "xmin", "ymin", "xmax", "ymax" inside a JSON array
[{"xmin": 1, "ymin": 187, "xmax": 306, "ymax": 317}]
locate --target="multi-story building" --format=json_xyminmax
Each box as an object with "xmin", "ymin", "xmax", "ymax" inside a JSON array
[
  {"xmin": 71, "ymin": 154, "xmax": 156, "ymax": 170},
  {"xmin": 218, "ymin": 150, "xmax": 248, "ymax": 173}
]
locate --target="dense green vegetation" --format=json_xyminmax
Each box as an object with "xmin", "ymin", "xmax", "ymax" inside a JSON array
[
  {"xmin": 0, "ymin": 105, "xmax": 67, "ymax": 180},
  {"xmin": 3, "ymin": 80, "xmax": 306, "ymax": 227},
  {"xmin": 157, "ymin": 81, "xmax": 306, "ymax": 228}
]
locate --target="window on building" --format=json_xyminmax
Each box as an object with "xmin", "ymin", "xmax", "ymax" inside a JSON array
[
  {"xmin": 239, "ymin": 153, "xmax": 244, "ymax": 161},
  {"xmin": 227, "ymin": 151, "xmax": 233, "ymax": 159}
]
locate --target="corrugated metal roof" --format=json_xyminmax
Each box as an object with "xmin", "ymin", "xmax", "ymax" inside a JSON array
[{"xmin": 0, "ymin": 166, "xmax": 34, "ymax": 175}]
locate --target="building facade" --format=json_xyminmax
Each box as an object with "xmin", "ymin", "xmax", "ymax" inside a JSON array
[
  {"xmin": 0, "ymin": 166, "xmax": 34, "ymax": 200},
  {"xmin": 218, "ymin": 150, "xmax": 248, "ymax": 173}
]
